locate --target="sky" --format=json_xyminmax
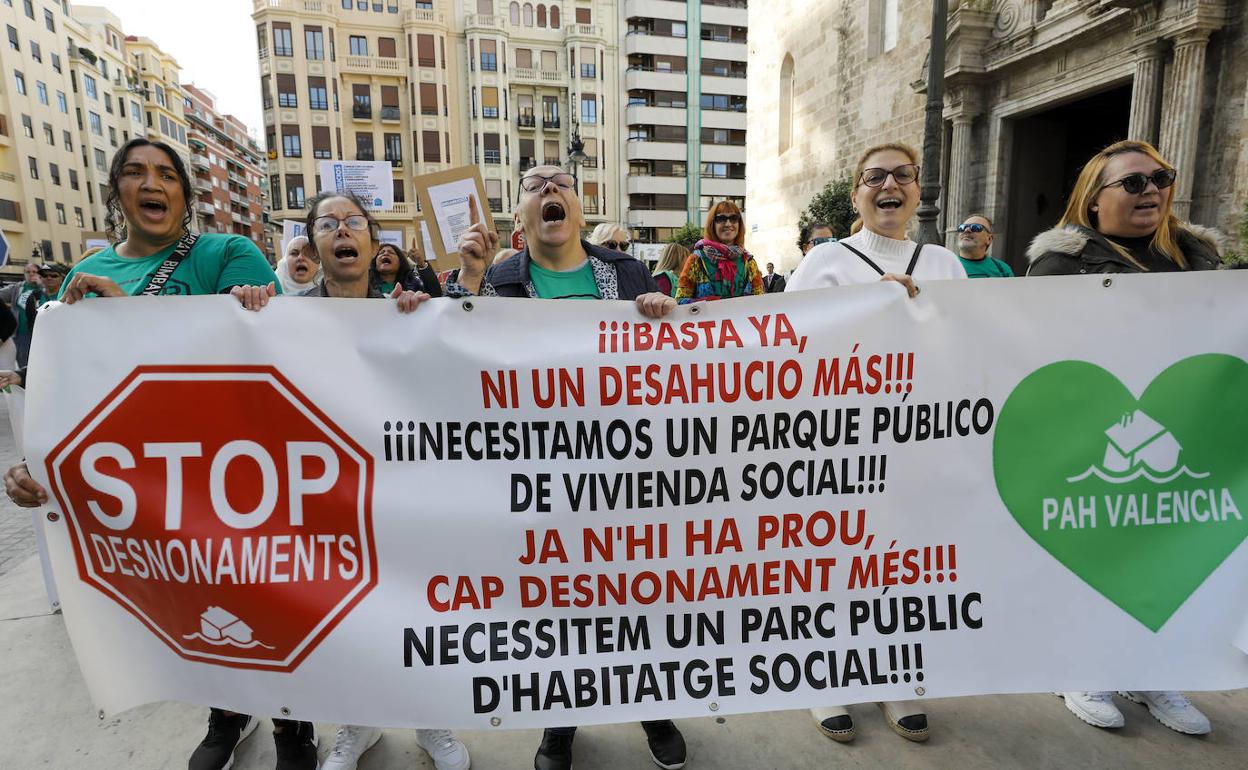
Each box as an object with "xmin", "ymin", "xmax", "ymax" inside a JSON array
[{"xmin": 80, "ymin": 0, "xmax": 263, "ymax": 136}]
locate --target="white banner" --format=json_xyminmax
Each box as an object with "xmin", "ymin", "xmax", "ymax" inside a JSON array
[
  {"xmin": 318, "ymin": 161, "xmax": 394, "ymax": 211},
  {"xmin": 22, "ymin": 272, "xmax": 1248, "ymax": 729}
]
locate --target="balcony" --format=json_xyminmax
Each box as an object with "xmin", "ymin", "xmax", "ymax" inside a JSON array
[
  {"xmin": 519, "ymin": 157, "xmax": 537, "ymax": 171},
  {"xmin": 190, "ymin": 153, "xmax": 210, "ymax": 171},
  {"xmin": 517, "ymin": 114, "xmax": 536, "ymax": 129},
  {"xmin": 625, "ymin": 67, "xmax": 686, "ymax": 92},
  {"xmin": 701, "ymin": 2, "xmax": 749, "ymax": 27},
  {"xmin": 229, "ymin": 191, "xmax": 245, "ymax": 205},
  {"xmin": 700, "ymin": 177, "xmax": 746, "ymax": 197},
  {"xmin": 700, "ymin": 143, "xmax": 747, "ymax": 163},
  {"xmin": 194, "ymin": 177, "xmax": 212, "ymax": 193},
  {"xmin": 378, "ymin": 202, "xmax": 415, "ymax": 217},
  {"xmin": 232, "ymin": 211, "xmax": 246, "ymax": 224},
  {"xmin": 626, "ymin": 140, "xmax": 687, "ymax": 161},
  {"xmin": 702, "ymin": 74, "xmax": 748, "ymax": 96},
  {"xmin": 464, "ymin": 13, "xmax": 504, "ymax": 31},
  {"xmin": 623, "ymin": 0, "xmax": 687, "ymax": 23},
  {"xmin": 403, "ymin": 8, "xmax": 446, "ymax": 26},
  {"xmin": 352, "ymin": 105, "xmax": 373, "ymax": 120},
  {"xmin": 387, "ymin": 157, "xmax": 403, "ymax": 168},
  {"xmin": 701, "ymin": 39, "xmax": 748, "ymax": 61},
  {"xmin": 511, "ymin": 67, "xmax": 564, "ymax": 86},
  {"xmin": 564, "ymin": 23, "xmax": 604, "ymax": 41},
  {"xmin": 380, "ymin": 106, "xmax": 402, "ymax": 122},
  {"xmin": 342, "ymin": 55, "xmax": 403, "ymax": 76},
  {"xmin": 628, "ymin": 209, "xmax": 689, "ymax": 228},
  {"xmin": 626, "ymin": 104, "xmax": 688, "ymax": 126},
  {"xmin": 229, "ymin": 171, "xmax": 247, "ymax": 186},
  {"xmin": 700, "ymin": 110, "xmax": 747, "ymax": 131},
  {"xmin": 627, "ymin": 175, "xmax": 685, "ymax": 195},
  {"xmin": 543, "ymin": 118, "xmax": 561, "ymax": 130},
  {"xmin": 625, "ymin": 32, "xmax": 687, "ymax": 58},
  {"xmin": 196, "ymin": 201, "xmax": 215, "ymax": 215}
]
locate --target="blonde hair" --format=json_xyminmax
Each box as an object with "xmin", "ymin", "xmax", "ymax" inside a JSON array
[
  {"xmin": 849, "ymin": 142, "xmax": 920, "ymax": 235},
  {"xmin": 703, "ymin": 200, "xmax": 745, "ymax": 246},
  {"xmin": 589, "ymin": 222, "xmax": 628, "ymax": 245},
  {"xmin": 654, "ymin": 242, "xmax": 689, "ymax": 274},
  {"xmin": 1059, "ymin": 139, "xmax": 1185, "ymax": 270}
]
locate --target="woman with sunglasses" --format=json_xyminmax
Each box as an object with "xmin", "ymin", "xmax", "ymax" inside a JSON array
[
  {"xmin": 588, "ymin": 222, "xmax": 633, "ymax": 254},
  {"xmin": 1028, "ymin": 140, "xmax": 1222, "ymax": 736},
  {"xmin": 675, "ymin": 201, "xmax": 764, "ymax": 302},
  {"xmin": 1027, "ymin": 140, "xmax": 1222, "ymax": 277},
  {"xmin": 789, "ymin": 142, "xmax": 966, "ymax": 746}
]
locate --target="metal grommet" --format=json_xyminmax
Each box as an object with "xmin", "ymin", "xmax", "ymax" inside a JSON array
[
  {"xmin": 689, "ymin": 304, "xmax": 701, "ymax": 314},
  {"xmin": 279, "ymin": 706, "xmax": 292, "ymax": 717},
  {"xmin": 1102, "ymin": 277, "xmax": 1112, "ymax": 288},
  {"xmin": 46, "ymin": 511, "xmax": 60, "ymax": 522},
  {"xmin": 709, "ymin": 702, "xmax": 719, "ymax": 712},
  {"xmin": 489, "ymin": 717, "xmax": 502, "ymax": 727},
  {"xmin": 462, "ymin": 299, "xmax": 475, "ymax": 312},
  {"xmin": 98, "ymin": 710, "xmax": 106, "ymax": 720},
  {"xmin": 915, "ymin": 686, "xmax": 926, "ymax": 697}
]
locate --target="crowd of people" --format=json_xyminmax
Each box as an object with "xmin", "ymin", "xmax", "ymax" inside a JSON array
[{"xmin": 0, "ymin": 131, "xmax": 1238, "ymax": 770}]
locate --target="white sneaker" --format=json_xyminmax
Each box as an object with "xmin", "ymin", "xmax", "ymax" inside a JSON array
[
  {"xmin": 1119, "ymin": 691, "xmax": 1211, "ymax": 735},
  {"xmin": 1058, "ymin": 691, "xmax": 1124, "ymax": 728},
  {"xmin": 415, "ymin": 728, "xmax": 471, "ymax": 770},
  {"xmin": 320, "ymin": 725, "xmax": 382, "ymax": 770}
]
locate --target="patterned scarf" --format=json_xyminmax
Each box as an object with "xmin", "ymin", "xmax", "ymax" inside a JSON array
[{"xmin": 695, "ymin": 239, "xmax": 751, "ymax": 299}]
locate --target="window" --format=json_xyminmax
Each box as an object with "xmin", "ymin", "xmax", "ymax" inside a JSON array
[
  {"xmin": 74, "ymin": 207, "xmax": 84, "ymax": 227},
  {"xmin": 14, "ymin": 71, "xmax": 25, "ymax": 95},
  {"xmin": 95, "ymin": 148, "xmax": 107, "ymax": 171},
  {"xmin": 509, "ymin": 2, "xmax": 519, "ymax": 24},
  {"xmin": 384, "ymin": 132, "xmax": 402, "ymax": 165},
  {"xmin": 419, "ymin": 82, "xmax": 437, "ymax": 115},
  {"xmin": 518, "ymin": 94, "xmax": 534, "ymax": 126},
  {"xmin": 309, "ymin": 76, "xmax": 328, "ymax": 110},
  {"xmin": 349, "ymin": 35, "xmax": 368, "ymax": 56},
  {"xmin": 286, "ymin": 174, "xmax": 305, "ymax": 209},
  {"xmin": 541, "ymin": 50, "xmax": 557, "ymax": 70},
  {"xmin": 273, "ymin": 22, "xmax": 293, "ymax": 56},
  {"xmin": 485, "ymin": 179, "xmax": 502, "ymax": 212},
  {"xmin": 30, "ymin": 39, "xmax": 40, "ymax": 61},
  {"xmin": 36, "ymin": 81, "xmax": 47, "ymax": 104},
  {"xmin": 109, "ymin": 126, "xmax": 117, "ymax": 147},
  {"xmin": 356, "ymin": 132, "xmax": 374, "ymax": 160},
  {"xmin": 261, "ymin": 74, "xmax": 272, "ymax": 109},
  {"xmin": 700, "ymin": 93, "xmax": 747, "ymax": 112},
  {"xmin": 543, "ymin": 139, "xmax": 560, "ymax": 165},
  {"xmin": 482, "ymin": 87, "xmax": 498, "ymax": 118},
  {"xmin": 270, "ymin": 175, "xmax": 281, "ymax": 206},
  {"xmin": 305, "ymin": 26, "xmax": 324, "ymax": 60},
  {"xmin": 779, "ymin": 53, "xmax": 794, "ymax": 153},
  {"xmin": 89, "ymin": 112, "xmax": 102, "ymax": 135},
  {"xmin": 883, "ymin": 0, "xmax": 899, "ymax": 52},
  {"xmin": 0, "ymin": 200, "xmax": 21, "ymax": 223},
  {"xmin": 392, "ymin": 178, "xmax": 405, "ymax": 203},
  {"xmin": 537, "ymin": 4, "xmax": 546, "ymax": 27},
  {"xmin": 131, "ymin": 101, "xmax": 141, "ymax": 122},
  {"xmin": 516, "ymin": 47, "xmax": 531, "ymax": 68},
  {"xmin": 421, "ymin": 130, "xmax": 440, "ymax": 162},
  {"xmin": 6, "ymin": 25, "xmax": 17, "ymax": 50},
  {"xmin": 63, "ymin": 130, "xmax": 71, "ymax": 150},
  {"xmin": 49, "ymin": 162, "xmax": 60, "ymax": 185},
  {"xmin": 277, "ymin": 74, "xmax": 297, "ymax": 107},
  {"xmin": 523, "ymin": 3, "xmax": 533, "ymax": 26},
  {"xmin": 542, "ymin": 95, "xmax": 559, "ymax": 127},
  {"xmin": 20, "ymin": 115, "xmax": 32, "ymax": 138},
  {"xmin": 483, "ymin": 133, "xmax": 500, "ymax": 164},
  {"xmin": 352, "ymin": 84, "xmax": 371, "ymax": 118},
  {"xmin": 55, "ymin": 203, "xmax": 66, "ymax": 224},
  {"xmin": 575, "ymin": 7, "xmax": 591, "ymax": 24},
  {"xmin": 582, "ymin": 182, "xmax": 599, "ymax": 215},
  {"xmin": 580, "ymin": 94, "xmax": 597, "ymax": 124},
  {"xmin": 84, "ymin": 74, "xmax": 97, "ymax": 99},
  {"xmin": 28, "ymin": 156, "xmax": 38, "ymax": 179},
  {"xmin": 51, "ymin": 52, "xmax": 60, "ymax": 72},
  {"xmin": 42, "ymin": 122, "xmax": 52, "ymax": 144},
  {"xmin": 35, "ymin": 198, "xmax": 46, "ymax": 221},
  {"xmin": 416, "ymin": 34, "xmax": 435, "ymax": 67},
  {"xmin": 22, "ymin": 0, "xmax": 32, "ymax": 19},
  {"xmin": 69, "ymin": 169, "xmax": 79, "ymax": 189},
  {"xmin": 282, "ymin": 125, "xmax": 301, "ymax": 157},
  {"xmin": 312, "ymin": 125, "xmax": 332, "ymax": 158},
  {"xmin": 380, "ymin": 85, "xmax": 399, "ymax": 120},
  {"xmin": 580, "ymin": 47, "xmax": 595, "ymax": 78},
  {"xmin": 378, "ymin": 37, "xmax": 396, "ymax": 58},
  {"xmin": 480, "ymin": 39, "xmax": 497, "ymax": 72},
  {"xmin": 44, "ymin": 8, "xmax": 55, "ymax": 32},
  {"xmin": 550, "ymin": 5, "xmax": 559, "ymax": 27}
]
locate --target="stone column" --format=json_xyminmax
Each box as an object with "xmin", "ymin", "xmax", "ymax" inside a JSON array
[
  {"xmin": 1158, "ymin": 30, "xmax": 1211, "ymax": 221},
  {"xmin": 944, "ymin": 114, "xmax": 976, "ymax": 249},
  {"xmin": 1127, "ymin": 41, "xmax": 1167, "ymax": 144}
]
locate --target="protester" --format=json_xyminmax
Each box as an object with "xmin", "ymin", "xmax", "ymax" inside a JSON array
[
  {"xmin": 675, "ymin": 201, "xmax": 764, "ymax": 302},
  {"xmin": 492, "ymin": 247, "xmax": 519, "ymax": 265},
  {"xmin": 0, "ymin": 262, "xmax": 44, "ymax": 366},
  {"xmin": 798, "ymin": 222, "xmax": 835, "ymax": 255},
  {"xmin": 1027, "ymin": 140, "xmax": 1221, "ymax": 735},
  {"xmin": 274, "ymin": 235, "xmax": 321, "ymax": 295},
  {"xmin": 763, "ymin": 262, "xmax": 786, "ymax": 292},
  {"xmin": 652, "ymin": 243, "xmax": 689, "ymax": 297},
  {"xmin": 957, "ymin": 215, "xmax": 1014, "ymax": 278},
  {"xmin": 789, "ymin": 141, "xmax": 966, "ymax": 744},
  {"xmin": 0, "ymin": 137, "xmax": 303, "ymax": 770},
  {"xmin": 26, "ymin": 264, "xmax": 68, "ymax": 333},
  {"xmin": 455, "ymin": 165, "xmax": 682, "ymax": 770},
  {"xmin": 369, "ymin": 240, "xmax": 441, "ymax": 297},
  {"xmin": 588, "ymin": 222, "xmax": 632, "ymax": 254}
]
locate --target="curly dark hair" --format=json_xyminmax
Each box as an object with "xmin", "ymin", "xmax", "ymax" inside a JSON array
[
  {"xmin": 798, "ymin": 221, "xmax": 832, "ymax": 251},
  {"xmin": 104, "ymin": 138, "xmax": 194, "ymax": 243},
  {"xmin": 302, "ymin": 190, "xmax": 381, "ymax": 257}
]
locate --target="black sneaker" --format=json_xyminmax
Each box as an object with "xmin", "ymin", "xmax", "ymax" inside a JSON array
[
  {"xmin": 273, "ymin": 720, "xmax": 319, "ymax": 770},
  {"xmin": 641, "ymin": 720, "xmax": 686, "ymax": 770},
  {"xmin": 534, "ymin": 728, "xmax": 575, "ymax": 770},
  {"xmin": 188, "ymin": 708, "xmax": 257, "ymax": 770}
]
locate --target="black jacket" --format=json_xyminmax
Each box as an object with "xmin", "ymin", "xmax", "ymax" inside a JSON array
[
  {"xmin": 1026, "ymin": 223, "xmax": 1225, "ymax": 276},
  {"xmin": 482, "ymin": 240, "xmax": 658, "ymax": 300}
]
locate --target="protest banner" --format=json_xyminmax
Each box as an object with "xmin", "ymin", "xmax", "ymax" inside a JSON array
[{"xmin": 21, "ymin": 272, "xmax": 1248, "ymax": 730}]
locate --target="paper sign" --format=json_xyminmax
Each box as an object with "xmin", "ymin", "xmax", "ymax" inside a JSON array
[
  {"xmin": 280, "ymin": 220, "xmax": 307, "ymax": 259},
  {"xmin": 418, "ymin": 219, "xmax": 437, "ymax": 262},
  {"xmin": 378, "ymin": 230, "xmax": 404, "ymax": 248},
  {"xmin": 317, "ymin": 161, "xmax": 394, "ymax": 211},
  {"xmin": 413, "ymin": 166, "xmax": 491, "ymax": 261}
]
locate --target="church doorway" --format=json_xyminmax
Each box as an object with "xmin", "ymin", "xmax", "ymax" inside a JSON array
[{"xmin": 1002, "ymin": 84, "xmax": 1132, "ymax": 271}]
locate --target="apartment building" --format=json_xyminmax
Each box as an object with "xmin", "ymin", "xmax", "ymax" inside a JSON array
[
  {"xmin": 462, "ymin": 0, "xmax": 620, "ymax": 232},
  {"xmin": 184, "ymin": 85, "xmax": 266, "ymax": 246},
  {"xmin": 253, "ymin": 0, "xmax": 461, "ymax": 255},
  {"xmin": 622, "ymin": 0, "xmax": 747, "ymax": 253},
  {"xmin": 124, "ymin": 36, "xmax": 189, "ymax": 161}
]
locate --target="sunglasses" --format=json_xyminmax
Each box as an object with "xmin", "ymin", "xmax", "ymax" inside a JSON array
[
  {"xmin": 714, "ymin": 213, "xmax": 741, "ymax": 225},
  {"xmin": 957, "ymin": 223, "xmax": 991, "ymax": 234},
  {"xmin": 311, "ymin": 214, "xmax": 370, "ymax": 234},
  {"xmin": 1101, "ymin": 168, "xmax": 1176, "ymax": 195},
  {"xmin": 603, "ymin": 240, "xmax": 631, "ymax": 251},
  {"xmin": 860, "ymin": 164, "xmax": 920, "ymax": 188},
  {"xmin": 809, "ymin": 236, "xmax": 835, "ymax": 247},
  {"xmin": 520, "ymin": 172, "xmax": 577, "ymax": 193}
]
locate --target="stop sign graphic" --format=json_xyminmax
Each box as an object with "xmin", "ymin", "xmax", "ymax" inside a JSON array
[{"xmin": 46, "ymin": 366, "xmax": 375, "ymax": 672}]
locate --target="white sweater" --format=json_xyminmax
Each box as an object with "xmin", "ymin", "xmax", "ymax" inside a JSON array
[{"xmin": 787, "ymin": 228, "xmax": 967, "ymax": 291}]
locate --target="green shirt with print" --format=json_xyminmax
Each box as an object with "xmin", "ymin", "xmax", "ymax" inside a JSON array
[
  {"xmin": 959, "ymin": 256, "xmax": 1015, "ymax": 279},
  {"xmin": 57, "ymin": 233, "xmax": 279, "ymax": 298},
  {"xmin": 14, "ymin": 282, "xmax": 42, "ymax": 335},
  {"xmin": 528, "ymin": 259, "xmax": 601, "ymax": 300}
]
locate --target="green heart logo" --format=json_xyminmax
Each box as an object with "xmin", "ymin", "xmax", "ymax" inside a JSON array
[{"xmin": 993, "ymin": 354, "xmax": 1248, "ymax": 631}]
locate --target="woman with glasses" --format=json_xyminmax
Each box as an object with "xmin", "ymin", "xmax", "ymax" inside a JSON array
[
  {"xmin": 652, "ymin": 242, "xmax": 690, "ymax": 296},
  {"xmin": 798, "ymin": 222, "xmax": 835, "ymax": 255},
  {"xmin": 1027, "ymin": 141, "xmax": 1223, "ymax": 736},
  {"xmin": 675, "ymin": 200, "xmax": 764, "ymax": 302},
  {"xmin": 788, "ymin": 142, "xmax": 967, "ymax": 746},
  {"xmin": 588, "ymin": 222, "xmax": 633, "ymax": 254},
  {"xmin": 1027, "ymin": 140, "xmax": 1222, "ymax": 277}
]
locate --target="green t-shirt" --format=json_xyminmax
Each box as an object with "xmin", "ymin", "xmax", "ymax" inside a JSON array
[
  {"xmin": 529, "ymin": 259, "xmax": 601, "ymax": 300},
  {"xmin": 57, "ymin": 233, "xmax": 279, "ymax": 298},
  {"xmin": 379, "ymin": 281, "xmax": 397, "ymax": 295},
  {"xmin": 14, "ymin": 282, "xmax": 41, "ymax": 335},
  {"xmin": 959, "ymin": 256, "xmax": 1015, "ymax": 279}
]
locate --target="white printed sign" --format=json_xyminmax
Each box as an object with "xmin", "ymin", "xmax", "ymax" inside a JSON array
[{"xmin": 317, "ymin": 161, "xmax": 394, "ymax": 211}]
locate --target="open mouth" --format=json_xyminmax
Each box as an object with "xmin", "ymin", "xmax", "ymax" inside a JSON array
[
  {"xmin": 541, "ymin": 201, "xmax": 566, "ymax": 223},
  {"xmin": 334, "ymin": 245, "xmax": 360, "ymax": 261},
  {"xmin": 139, "ymin": 199, "xmax": 168, "ymax": 215},
  {"xmin": 292, "ymin": 262, "xmax": 311, "ymax": 279},
  {"xmin": 875, "ymin": 197, "xmax": 903, "ymax": 211}
]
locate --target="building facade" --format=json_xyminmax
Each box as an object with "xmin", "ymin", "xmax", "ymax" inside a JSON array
[
  {"xmin": 622, "ymin": 0, "xmax": 748, "ymax": 254},
  {"xmin": 184, "ymin": 85, "xmax": 266, "ymax": 246},
  {"xmin": 747, "ymin": 0, "xmax": 1248, "ymax": 273}
]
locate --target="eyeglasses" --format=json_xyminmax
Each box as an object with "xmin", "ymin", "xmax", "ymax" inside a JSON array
[
  {"xmin": 860, "ymin": 164, "xmax": 920, "ymax": 188},
  {"xmin": 311, "ymin": 214, "xmax": 370, "ymax": 234},
  {"xmin": 957, "ymin": 223, "xmax": 991, "ymax": 234},
  {"xmin": 604, "ymin": 240, "xmax": 631, "ymax": 251},
  {"xmin": 520, "ymin": 172, "xmax": 577, "ymax": 193},
  {"xmin": 1101, "ymin": 168, "xmax": 1176, "ymax": 195},
  {"xmin": 714, "ymin": 213, "xmax": 741, "ymax": 225},
  {"xmin": 809, "ymin": 236, "xmax": 835, "ymax": 247}
]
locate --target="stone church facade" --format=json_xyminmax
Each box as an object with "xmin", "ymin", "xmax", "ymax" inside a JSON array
[{"xmin": 746, "ymin": 0, "xmax": 1247, "ymax": 273}]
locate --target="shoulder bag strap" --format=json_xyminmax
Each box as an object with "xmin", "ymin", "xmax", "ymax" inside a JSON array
[
  {"xmin": 905, "ymin": 242, "xmax": 923, "ymax": 277},
  {"xmin": 838, "ymin": 242, "xmax": 886, "ymax": 276},
  {"xmin": 140, "ymin": 232, "xmax": 200, "ymax": 296}
]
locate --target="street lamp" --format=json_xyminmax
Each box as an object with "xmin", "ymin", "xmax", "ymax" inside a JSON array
[
  {"xmin": 916, "ymin": 0, "xmax": 949, "ymax": 246},
  {"xmin": 566, "ymin": 120, "xmax": 587, "ymax": 178}
]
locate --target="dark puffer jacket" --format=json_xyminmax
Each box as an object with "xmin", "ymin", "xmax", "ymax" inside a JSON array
[
  {"xmin": 482, "ymin": 240, "xmax": 657, "ymax": 300},
  {"xmin": 1026, "ymin": 223, "xmax": 1226, "ymax": 276}
]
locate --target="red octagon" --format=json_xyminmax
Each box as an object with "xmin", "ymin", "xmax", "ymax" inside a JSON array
[{"xmin": 46, "ymin": 365, "xmax": 375, "ymax": 672}]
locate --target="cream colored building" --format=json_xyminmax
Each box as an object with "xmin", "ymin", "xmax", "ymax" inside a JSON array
[
  {"xmin": 748, "ymin": 0, "xmax": 1248, "ymax": 273},
  {"xmin": 124, "ymin": 36, "xmax": 189, "ymax": 163}
]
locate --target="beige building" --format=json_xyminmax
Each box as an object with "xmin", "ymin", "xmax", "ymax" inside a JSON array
[
  {"xmin": 748, "ymin": 0, "xmax": 1248, "ymax": 272},
  {"xmin": 124, "ymin": 36, "xmax": 189, "ymax": 162}
]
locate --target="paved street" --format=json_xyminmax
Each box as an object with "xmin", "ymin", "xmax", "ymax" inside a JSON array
[{"xmin": 1, "ymin": 402, "xmax": 1246, "ymax": 768}]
